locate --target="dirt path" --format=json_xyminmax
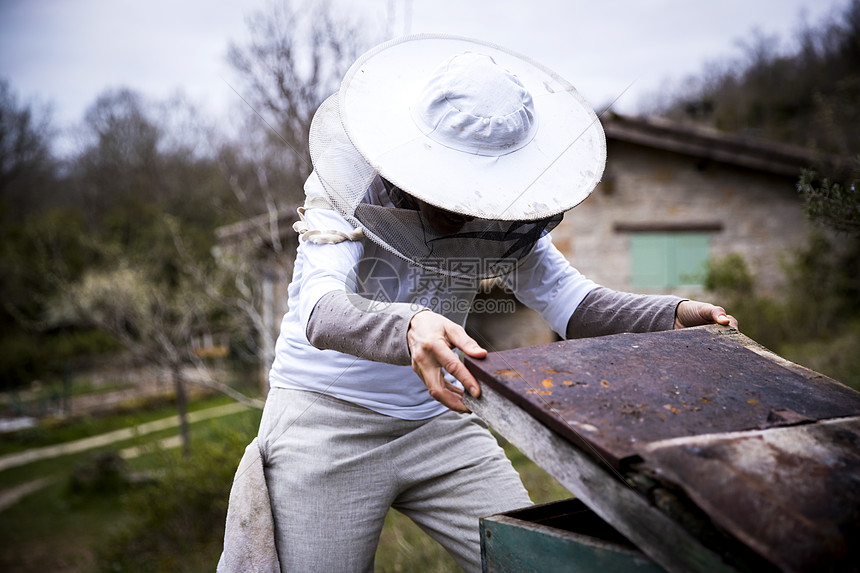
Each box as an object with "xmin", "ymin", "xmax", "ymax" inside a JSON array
[
  {"xmin": 0, "ymin": 402, "xmax": 247, "ymax": 472},
  {"xmin": 0, "ymin": 402, "xmax": 249, "ymax": 512},
  {"xmin": 0, "ymin": 476, "xmax": 59, "ymax": 512}
]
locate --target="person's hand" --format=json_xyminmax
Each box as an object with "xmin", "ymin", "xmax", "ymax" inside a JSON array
[
  {"xmin": 407, "ymin": 310, "xmax": 487, "ymax": 412},
  {"xmin": 674, "ymin": 300, "xmax": 739, "ymax": 330}
]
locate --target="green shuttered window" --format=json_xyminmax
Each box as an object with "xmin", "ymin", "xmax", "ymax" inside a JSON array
[{"xmin": 631, "ymin": 232, "xmax": 709, "ymax": 288}]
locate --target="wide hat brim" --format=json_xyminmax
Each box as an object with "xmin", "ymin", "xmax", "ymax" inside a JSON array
[{"xmin": 337, "ymin": 34, "xmax": 606, "ymax": 221}]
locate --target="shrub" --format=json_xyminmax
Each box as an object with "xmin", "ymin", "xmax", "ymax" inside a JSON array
[
  {"xmin": 704, "ymin": 253, "xmax": 787, "ymax": 349},
  {"xmin": 66, "ymin": 450, "xmax": 128, "ymax": 498}
]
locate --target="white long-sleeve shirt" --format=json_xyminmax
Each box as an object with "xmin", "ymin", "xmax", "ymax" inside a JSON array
[{"xmin": 268, "ymin": 203, "xmax": 598, "ymax": 420}]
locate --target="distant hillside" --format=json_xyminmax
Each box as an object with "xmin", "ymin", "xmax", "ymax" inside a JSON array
[{"xmin": 656, "ymin": 0, "xmax": 859, "ymax": 158}]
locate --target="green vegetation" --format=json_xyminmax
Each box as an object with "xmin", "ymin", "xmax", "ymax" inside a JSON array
[
  {"xmin": 96, "ymin": 427, "xmax": 253, "ymax": 572},
  {"xmin": 0, "ymin": 0, "xmax": 372, "ymax": 395},
  {"xmin": 0, "ymin": 479, "xmax": 131, "ymax": 573},
  {"xmin": 0, "ymin": 401, "xmax": 261, "ymax": 573},
  {"xmin": 705, "ymin": 151, "xmax": 860, "ymax": 389}
]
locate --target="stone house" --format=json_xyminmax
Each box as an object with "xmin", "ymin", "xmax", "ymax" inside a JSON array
[
  {"xmin": 216, "ymin": 113, "xmax": 834, "ymax": 360},
  {"xmin": 557, "ymin": 113, "xmax": 829, "ymax": 296}
]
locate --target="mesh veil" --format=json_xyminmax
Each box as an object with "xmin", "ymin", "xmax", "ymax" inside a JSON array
[{"xmin": 308, "ymin": 93, "xmax": 562, "ymax": 280}]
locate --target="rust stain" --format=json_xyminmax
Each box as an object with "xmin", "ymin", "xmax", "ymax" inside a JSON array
[
  {"xmin": 663, "ymin": 404, "xmax": 681, "ymax": 415},
  {"xmin": 541, "ymin": 379, "xmax": 554, "ymax": 388},
  {"xmin": 495, "ymin": 369, "xmax": 522, "ymax": 378},
  {"xmin": 542, "ymin": 368, "xmax": 560, "ymax": 374},
  {"xmin": 526, "ymin": 389, "xmax": 552, "ymax": 396},
  {"xmin": 700, "ymin": 397, "xmax": 711, "ymax": 404},
  {"xmin": 747, "ymin": 398, "xmax": 760, "ymax": 405},
  {"xmin": 562, "ymin": 380, "xmax": 573, "ymax": 386},
  {"xmin": 600, "ymin": 379, "xmax": 611, "ymax": 388}
]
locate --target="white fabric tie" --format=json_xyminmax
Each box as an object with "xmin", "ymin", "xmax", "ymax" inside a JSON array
[{"xmin": 293, "ymin": 198, "xmax": 365, "ymax": 244}]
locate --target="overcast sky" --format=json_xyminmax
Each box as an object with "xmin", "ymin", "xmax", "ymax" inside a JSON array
[{"xmin": 0, "ymin": 0, "xmax": 851, "ymax": 132}]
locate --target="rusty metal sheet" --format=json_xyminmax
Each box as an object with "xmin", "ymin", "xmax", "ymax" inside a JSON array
[
  {"xmin": 639, "ymin": 417, "xmax": 860, "ymax": 573},
  {"xmin": 465, "ymin": 328, "xmax": 860, "ymax": 468}
]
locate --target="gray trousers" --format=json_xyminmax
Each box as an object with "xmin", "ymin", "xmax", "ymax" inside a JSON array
[{"xmin": 258, "ymin": 388, "xmax": 532, "ymax": 572}]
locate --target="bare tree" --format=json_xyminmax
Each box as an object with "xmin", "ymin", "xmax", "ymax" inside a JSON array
[
  {"xmin": 225, "ymin": 0, "xmax": 373, "ymax": 208},
  {"xmin": 49, "ymin": 215, "xmax": 268, "ymax": 454},
  {"xmin": 64, "ymin": 261, "xmax": 203, "ymax": 455},
  {"xmin": 650, "ymin": 0, "xmax": 860, "ymax": 157},
  {"xmin": 210, "ymin": 208, "xmax": 299, "ymax": 394},
  {"xmin": 214, "ymin": 0, "xmax": 377, "ymax": 390}
]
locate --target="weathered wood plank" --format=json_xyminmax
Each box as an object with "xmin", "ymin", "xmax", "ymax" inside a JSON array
[
  {"xmin": 466, "ymin": 325, "xmax": 860, "ymax": 470},
  {"xmin": 710, "ymin": 325, "xmax": 840, "ymax": 383},
  {"xmin": 640, "ymin": 416, "xmax": 860, "ymax": 572},
  {"xmin": 465, "ymin": 383, "xmax": 737, "ymax": 573}
]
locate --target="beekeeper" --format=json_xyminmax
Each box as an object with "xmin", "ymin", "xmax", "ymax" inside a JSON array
[{"xmin": 220, "ymin": 34, "xmax": 737, "ymax": 573}]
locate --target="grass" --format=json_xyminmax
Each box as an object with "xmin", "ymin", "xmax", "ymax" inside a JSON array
[
  {"xmin": 0, "ymin": 404, "xmax": 262, "ymax": 572},
  {"xmin": 0, "ymin": 401, "xmax": 258, "ymax": 491},
  {"xmin": 0, "ymin": 478, "xmax": 131, "ymax": 573},
  {"xmin": 376, "ymin": 510, "xmax": 460, "ymax": 572}
]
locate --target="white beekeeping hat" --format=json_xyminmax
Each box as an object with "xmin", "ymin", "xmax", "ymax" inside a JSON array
[{"xmin": 308, "ymin": 34, "xmax": 606, "ymax": 278}]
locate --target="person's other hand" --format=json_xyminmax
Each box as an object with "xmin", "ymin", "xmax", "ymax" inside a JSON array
[
  {"xmin": 674, "ymin": 300, "xmax": 739, "ymax": 330},
  {"xmin": 407, "ymin": 310, "xmax": 487, "ymax": 412}
]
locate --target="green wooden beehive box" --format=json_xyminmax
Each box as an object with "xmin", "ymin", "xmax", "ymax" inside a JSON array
[{"xmin": 481, "ymin": 498, "xmax": 664, "ymax": 572}]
